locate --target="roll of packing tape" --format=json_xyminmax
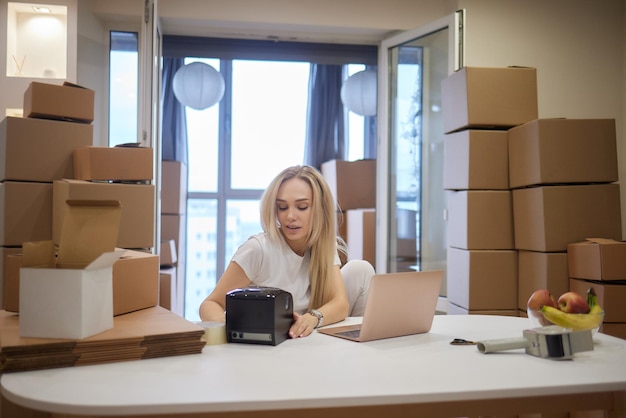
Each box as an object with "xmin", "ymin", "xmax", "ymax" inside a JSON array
[{"xmin": 196, "ymin": 321, "xmax": 227, "ymax": 345}]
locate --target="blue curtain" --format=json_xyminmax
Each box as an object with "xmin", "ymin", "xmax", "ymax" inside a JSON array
[
  {"xmin": 304, "ymin": 64, "xmax": 345, "ymax": 170},
  {"xmin": 161, "ymin": 58, "xmax": 188, "ymax": 164}
]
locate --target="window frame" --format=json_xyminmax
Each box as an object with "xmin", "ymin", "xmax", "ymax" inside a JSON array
[{"xmin": 163, "ymin": 36, "xmax": 377, "ymax": 320}]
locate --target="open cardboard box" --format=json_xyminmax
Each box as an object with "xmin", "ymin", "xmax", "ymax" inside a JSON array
[{"xmin": 19, "ymin": 200, "xmax": 124, "ymax": 339}]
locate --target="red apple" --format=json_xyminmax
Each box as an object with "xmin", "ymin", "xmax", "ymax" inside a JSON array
[
  {"xmin": 527, "ymin": 289, "xmax": 558, "ymax": 326},
  {"xmin": 557, "ymin": 291, "xmax": 590, "ymax": 314},
  {"xmin": 527, "ymin": 289, "xmax": 557, "ymax": 311}
]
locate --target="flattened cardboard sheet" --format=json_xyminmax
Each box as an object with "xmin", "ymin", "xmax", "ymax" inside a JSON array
[{"xmin": 0, "ymin": 306, "xmax": 205, "ymax": 373}]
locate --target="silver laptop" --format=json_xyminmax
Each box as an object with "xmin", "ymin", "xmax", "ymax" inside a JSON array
[{"xmin": 318, "ymin": 270, "xmax": 443, "ymax": 342}]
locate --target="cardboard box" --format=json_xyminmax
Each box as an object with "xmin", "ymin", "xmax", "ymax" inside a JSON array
[
  {"xmin": 0, "ymin": 181, "xmax": 52, "ymax": 246},
  {"xmin": 443, "ymin": 129, "xmax": 509, "ymax": 190},
  {"xmin": 53, "ymin": 179, "xmax": 155, "ymax": 249},
  {"xmin": 20, "ymin": 251, "xmax": 123, "ymax": 339},
  {"xmin": 512, "ymin": 184, "xmax": 622, "ymax": 252},
  {"xmin": 23, "ymin": 81, "xmax": 95, "ymax": 123},
  {"xmin": 336, "ymin": 210, "xmax": 347, "ymax": 241},
  {"xmin": 74, "ymin": 146, "xmax": 153, "ymax": 182},
  {"xmin": 3, "ymin": 253, "xmax": 23, "ymax": 311},
  {"xmin": 161, "ymin": 214, "xmax": 185, "ymax": 251},
  {"xmin": 517, "ymin": 250, "xmax": 569, "ymax": 311},
  {"xmin": 447, "ymin": 302, "xmax": 519, "ymax": 317},
  {"xmin": 159, "ymin": 266, "xmax": 177, "ymax": 311},
  {"xmin": 600, "ymin": 323, "xmax": 626, "ymax": 340},
  {"xmin": 321, "ymin": 159, "xmax": 376, "ymax": 211},
  {"xmin": 346, "ymin": 208, "xmax": 375, "ymax": 268},
  {"xmin": 567, "ymin": 239, "xmax": 626, "ymax": 281},
  {"xmin": 0, "ymin": 116, "xmax": 93, "ymax": 182},
  {"xmin": 113, "ymin": 249, "xmax": 159, "ymax": 316},
  {"xmin": 446, "ymin": 247, "xmax": 518, "ymax": 310},
  {"xmin": 508, "ymin": 119, "xmax": 618, "ymax": 189},
  {"xmin": 569, "ymin": 278, "xmax": 626, "ymax": 323},
  {"xmin": 160, "ymin": 214, "xmax": 186, "ymax": 316},
  {"xmin": 447, "ymin": 190, "xmax": 514, "ymax": 250},
  {"xmin": 161, "ymin": 160, "xmax": 187, "ymax": 215},
  {"xmin": 569, "ymin": 412, "xmax": 608, "ymax": 418},
  {"xmin": 160, "ymin": 239, "xmax": 177, "ymax": 266},
  {"xmin": 441, "ymin": 67, "xmax": 538, "ymax": 133},
  {"xmin": 19, "ymin": 201, "xmax": 123, "ymax": 339},
  {"xmin": 343, "ymin": 209, "xmax": 415, "ymax": 265},
  {"xmin": 1, "ymin": 246, "xmax": 21, "ymax": 310}
]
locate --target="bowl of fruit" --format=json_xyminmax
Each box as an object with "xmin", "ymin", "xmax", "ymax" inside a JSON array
[{"xmin": 526, "ymin": 288, "xmax": 604, "ymax": 333}]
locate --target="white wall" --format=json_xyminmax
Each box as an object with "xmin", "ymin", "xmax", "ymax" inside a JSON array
[
  {"xmin": 77, "ymin": 0, "xmax": 108, "ymax": 146},
  {"xmin": 0, "ymin": 0, "xmax": 77, "ymax": 117},
  {"xmin": 458, "ymin": 0, "xmax": 625, "ymax": 238}
]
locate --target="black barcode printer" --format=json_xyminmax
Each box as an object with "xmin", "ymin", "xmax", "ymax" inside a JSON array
[{"xmin": 225, "ymin": 286, "xmax": 293, "ymax": 346}]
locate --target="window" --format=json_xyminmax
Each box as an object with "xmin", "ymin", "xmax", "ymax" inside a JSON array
[
  {"xmin": 183, "ymin": 61, "xmax": 373, "ymax": 321},
  {"xmin": 230, "ymin": 60, "xmax": 309, "ymax": 189},
  {"xmin": 184, "ymin": 58, "xmax": 313, "ymax": 320},
  {"xmin": 108, "ymin": 31, "xmax": 139, "ymax": 147},
  {"xmin": 168, "ymin": 37, "xmax": 376, "ymax": 321}
]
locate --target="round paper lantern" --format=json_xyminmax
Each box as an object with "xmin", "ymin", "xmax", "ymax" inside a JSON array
[
  {"xmin": 173, "ymin": 62, "xmax": 225, "ymax": 110},
  {"xmin": 340, "ymin": 69, "xmax": 377, "ymax": 116}
]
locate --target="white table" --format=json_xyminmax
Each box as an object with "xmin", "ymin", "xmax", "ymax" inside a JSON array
[{"xmin": 2, "ymin": 315, "xmax": 626, "ymax": 418}]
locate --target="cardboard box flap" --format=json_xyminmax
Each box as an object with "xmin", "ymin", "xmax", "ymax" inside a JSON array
[
  {"xmin": 63, "ymin": 81, "xmax": 89, "ymax": 90},
  {"xmin": 85, "ymin": 250, "xmax": 126, "ymax": 271},
  {"xmin": 57, "ymin": 200, "xmax": 122, "ymax": 267},
  {"xmin": 585, "ymin": 238, "xmax": 622, "ymax": 245},
  {"xmin": 22, "ymin": 241, "xmax": 56, "ymax": 268}
]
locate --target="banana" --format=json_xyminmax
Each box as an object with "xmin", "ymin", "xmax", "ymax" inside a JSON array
[
  {"xmin": 586, "ymin": 287, "xmax": 603, "ymax": 315},
  {"xmin": 540, "ymin": 305, "xmax": 603, "ymax": 331},
  {"xmin": 589, "ymin": 304, "xmax": 603, "ymax": 315}
]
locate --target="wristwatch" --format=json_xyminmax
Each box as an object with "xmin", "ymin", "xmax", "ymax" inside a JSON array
[{"xmin": 308, "ymin": 309, "xmax": 324, "ymax": 329}]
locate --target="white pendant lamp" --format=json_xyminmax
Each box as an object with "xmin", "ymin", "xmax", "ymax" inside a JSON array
[
  {"xmin": 340, "ymin": 69, "xmax": 377, "ymax": 116},
  {"xmin": 172, "ymin": 62, "xmax": 225, "ymax": 110}
]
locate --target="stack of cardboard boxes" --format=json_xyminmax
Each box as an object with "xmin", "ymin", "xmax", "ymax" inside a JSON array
[
  {"xmin": 321, "ymin": 159, "xmax": 377, "ymax": 268},
  {"xmin": 443, "ymin": 66, "xmax": 539, "ymax": 315},
  {"xmin": 1, "ymin": 82, "xmax": 94, "ymax": 310},
  {"xmin": 160, "ymin": 160, "xmax": 188, "ymax": 316},
  {"xmin": 442, "ymin": 67, "xmax": 624, "ymax": 339},
  {"xmin": 321, "ymin": 159, "xmax": 419, "ymax": 271},
  {"xmin": 567, "ymin": 239, "xmax": 626, "ymax": 339},
  {"xmin": 0, "ymin": 81, "xmax": 160, "ymax": 324},
  {"xmin": 509, "ymin": 118, "xmax": 621, "ymax": 327}
]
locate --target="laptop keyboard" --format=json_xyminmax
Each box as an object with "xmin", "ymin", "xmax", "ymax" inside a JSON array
[{"xmin": 336, "ymin": 329, "xmax": 361, "ymax": 339}]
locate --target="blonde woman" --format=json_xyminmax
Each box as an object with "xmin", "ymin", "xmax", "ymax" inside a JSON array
[{"xmin": 199, "ymin": 165, "xmax": 373, "ymax": 338}]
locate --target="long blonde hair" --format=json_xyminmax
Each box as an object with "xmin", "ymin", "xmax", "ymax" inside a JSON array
[{"xmin": 260, "ymin": 165, "xmax": 345, "ymax": 309}]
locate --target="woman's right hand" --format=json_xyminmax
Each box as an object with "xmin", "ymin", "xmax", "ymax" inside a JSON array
[
  {"xmin": 198, "ymin": 262, "xmax": 251, "ymax": 321},
  {"xmin": 288, "ymin": 312, "xmax": 319, "ymax": 338}
]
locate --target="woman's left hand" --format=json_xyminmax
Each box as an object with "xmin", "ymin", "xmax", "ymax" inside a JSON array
[{"xmin": 289, "ymin": 312, "xmax": 318, "ymax": 338}]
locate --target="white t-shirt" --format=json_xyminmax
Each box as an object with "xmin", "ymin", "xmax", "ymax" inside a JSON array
[{"xmin": 231, "ymin": 232, "xmax": 339, "ymax": 314}]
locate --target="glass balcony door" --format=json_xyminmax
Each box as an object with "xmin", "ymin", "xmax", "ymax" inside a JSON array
[{"xmin": 377, "ymin": 11, "xmax": 465, "ymax": 297}]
